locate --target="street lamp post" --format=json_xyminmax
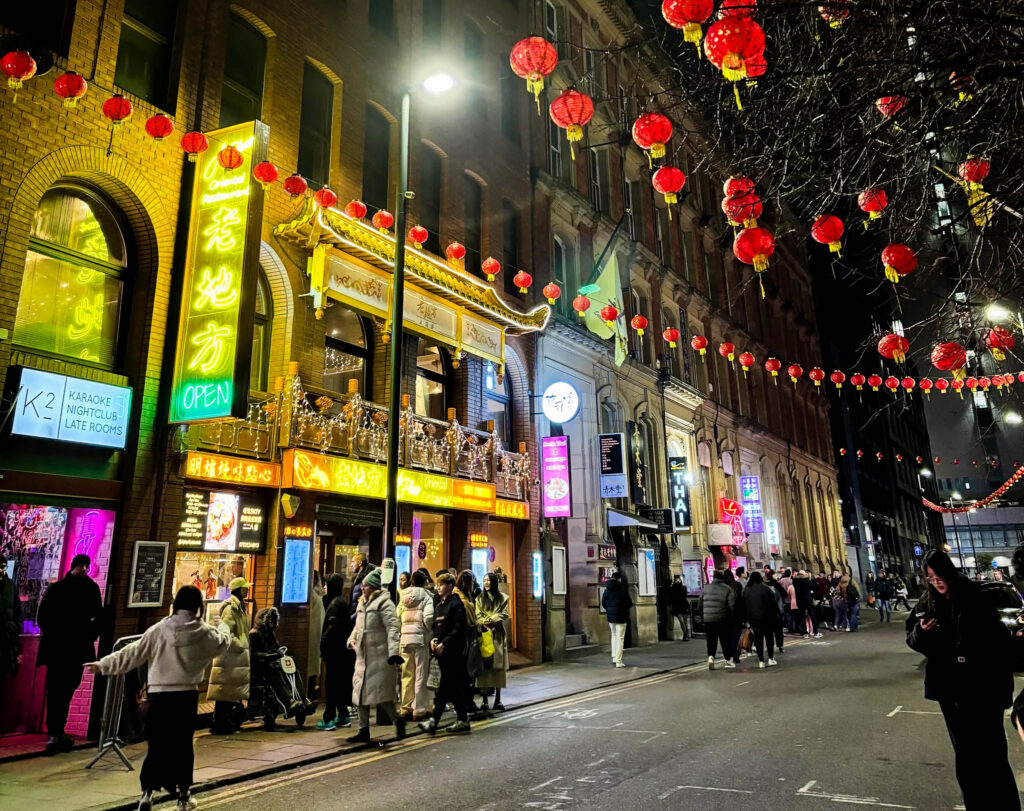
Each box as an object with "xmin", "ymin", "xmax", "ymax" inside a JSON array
[{"xmin": 382, "ymin": 75, "xmax": 455, "ymax": 578}]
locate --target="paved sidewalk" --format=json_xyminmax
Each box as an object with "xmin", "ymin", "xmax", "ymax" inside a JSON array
[{"xmin": 0, "ymin": 636, "xmax": 719, "ymax": 810}]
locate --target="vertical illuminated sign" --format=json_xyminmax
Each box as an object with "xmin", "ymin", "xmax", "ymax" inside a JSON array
[
  {"xmin": 169, "ymin": 121, "xmax": 268, "ymax": 423},
  {"xmin": 668, "ymin": 457, "xmax": 691, "ymax": 531},
  {"xmin": 740, "ymin": 475, "xmax": 763, "ymax": 532}
]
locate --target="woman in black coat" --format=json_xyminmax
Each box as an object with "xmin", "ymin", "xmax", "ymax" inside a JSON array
[
  {"xmin": 742, "ymin": 572, "xmax": 779, "ymax": 668},
  {"xmin": 317, "ymin": 573, "xmax": 355, "ymax": 730},
  {"xmin": 906, "ymin": 550, "xmax": 1019, "ymax": 810}
]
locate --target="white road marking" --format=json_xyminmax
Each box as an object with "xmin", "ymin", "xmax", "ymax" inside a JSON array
[
  {"xmin": 530, "ymin": 777, "xmax": 564, "ymax": 791},
  {"xmin": 660, "ymin": 785, "xmax": 754, "ymax": 799},
  {"xmin": 641, "ymin": 731, "xmax": 667, "ymax": 744},
  {"xmin": 737, "ymin": 681, "xmax": 751, "ymax": 686},
  {"xmin": 799, "ymin": 780, "xmax": 818, "ymax": 792},
  {"xmin": 896, "ymin": 710, "xmax": 942, "ymax": 716},
  {"xmin": 796, "ymin": 780, "xmax": 916, "ymax": 808},
  {"xmin": 887, "ymin": 706, "xmax": 902, "ymax": 717}
]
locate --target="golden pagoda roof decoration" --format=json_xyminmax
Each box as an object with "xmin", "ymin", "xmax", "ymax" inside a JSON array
[{"xmin": 274, "ymin": 200, "xmax": 550, "ymax": 335}]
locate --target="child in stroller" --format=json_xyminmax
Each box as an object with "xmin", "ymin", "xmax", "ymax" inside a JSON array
[{"xmin": 250, "ymin": 607, "xmax": 316, "ymax": 729}]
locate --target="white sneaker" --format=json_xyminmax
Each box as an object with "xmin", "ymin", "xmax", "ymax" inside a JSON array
[
  {"xmin": 723, "ymin": 661, "xmax": 737, "ymax": 669},
  {"xmin": 759, "ymin": 661, "xmax": 765, "ymax": 669},
  {"xmin": 814, "ymin": 633, "xmax": 823, "ymax": 638},
  {"xmin": 767, "ymin": 658, "xmax": 778, "ymax": 667},
  {"xmin": 707, "ymin": 656, "xmax": 715, "ymax": 670},
  {"xmin": 845, "ymin": 627, "xmax": 850, "ymax": 632},
  {"xmin": 177, "ymin": 795, "xmax": 198, "ymax": 811},
  {"xmin": 138, "ymin": 793, "xmax": 153, "ymax": 811},
  {"xmin": 614, "ymin": 662, "xmax": 626, "ymax": 668},
  {"xmin": 803, "ymin": 634, "xmax": 810, "ymax": 639}
]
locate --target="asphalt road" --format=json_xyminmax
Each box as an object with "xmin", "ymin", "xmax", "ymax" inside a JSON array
[{"xmin": 189, "ymin": 617, "xmax": 1024, "ymax": 811}]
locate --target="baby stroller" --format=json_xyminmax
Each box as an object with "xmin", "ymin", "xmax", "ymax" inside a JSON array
[{"xmin": 250, "ymin": 607, "xmax": 316, "ymax": 730}]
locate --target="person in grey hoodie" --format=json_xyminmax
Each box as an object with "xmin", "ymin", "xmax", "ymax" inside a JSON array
[
  {"xmin": 699, "ymin": 570, "xmax": 737, "ymax": 670},
  {"xmin": 86, "ymin": 586, "xmax": 230, "ymax": 811}
]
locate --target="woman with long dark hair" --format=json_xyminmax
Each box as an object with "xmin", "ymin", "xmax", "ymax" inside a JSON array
[
  {"xmin": 475, "ymin": 572, "xmax": 511, "ymax": 712},
  {"xmin": 906, "ymin": 549, "xmax": 1019, "ymax": 810}
]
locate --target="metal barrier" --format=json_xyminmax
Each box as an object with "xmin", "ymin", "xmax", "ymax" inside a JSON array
[{"xmin": 85, "ymin": 633, "xmax": 143, "ymax": 771}]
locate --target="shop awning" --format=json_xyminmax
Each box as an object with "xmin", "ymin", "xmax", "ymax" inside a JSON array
[{"xmin": 607, "ymin": 507, "xmax": 660, "ymax": 529}]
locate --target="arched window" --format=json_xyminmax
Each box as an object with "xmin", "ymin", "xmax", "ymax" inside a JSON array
[
  {"xmin": 324, "ymin": 305, "xmax": 370, "ymax": 395},
  {"xmin": 415, "ymin": 337, "xmax": 450, "ymax": 420},
  {"xmin": 14, "ymin": 185, "xmax": 128, "ymax": 368},
  {"xmin": 249, "ymin": 271, "xmax": 272, "ymax": 392},
  {"xmin": 484, "ymin": 361, "xmax": 513, "ymax": 445}
]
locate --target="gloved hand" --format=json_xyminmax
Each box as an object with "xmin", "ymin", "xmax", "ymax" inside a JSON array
[{"xmin": 387, "ymin": 655, "xmax": 404, "ymax": 666}]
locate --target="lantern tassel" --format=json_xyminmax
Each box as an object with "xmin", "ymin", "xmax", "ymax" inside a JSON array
[
  {"xmin": 758, "ymin": 274, "xmax": 765, "ymax": 298},
  {"xmin": 646, "ymin": 152, "xmax": 653, "ymax": 170},
  {"xmin": 683, "ymin": 23, "xmax": 702, "ymax": 45},
  {"xmin": 885, "ymin": 265, "xmax": 899, "ymax": 283},
  {"xmin": 651, "ymin": 143, "xmax": 665, "ymax": 160},
  {"xmin": 993, "ymin": 348, "xmax": 1007, "ymax": 362},
  {"xmin": 829, "ymin": 240, "xmax": 842, "ymax": 255},
  {"xmin": 733, "ymin": 83, "xmax": 743, "ymax": 111}
]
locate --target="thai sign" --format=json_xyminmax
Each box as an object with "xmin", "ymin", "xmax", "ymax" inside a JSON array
[
  {"xmin": 169, "ymin": 121, "xmax": 268, "ymax": 423},
  {"xmin": 668, "ymin": 456, "xmax": 692, "ymax": 531}
]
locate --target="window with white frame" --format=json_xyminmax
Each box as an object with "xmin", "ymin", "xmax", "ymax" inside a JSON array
[
  {"xmin": 548, "ymin": 116, "xmax": 563, "ymax": 179},
  {"xmin": 588, "ymin": 148, "xmax": 603, "ymax": 213}
]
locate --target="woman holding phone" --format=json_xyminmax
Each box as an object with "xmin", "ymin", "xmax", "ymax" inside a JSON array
[{"xmin": 906, "ymin": 549, "xmax": 1019, "ymax": 810}]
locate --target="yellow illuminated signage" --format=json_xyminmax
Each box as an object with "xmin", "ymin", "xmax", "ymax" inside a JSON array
[
  {"xmin": 183, "ymin": 451, "xmax": 281, "ymax": 487},
  {"xmin": 470, "ymin": 533, "xmax": 489, "ymax": 548},
  {"xmin": 284, "ymin": 525, "xmax": 313, "ymax": 538},
  {"xmin": 282, "ymin": 449, "xmax": 498, "ymax": 513},
  {"xmin": 494, "ymin": 498, "xmax": 530, "ymax": 520},
  {"xmin": 169, "ymin": 121, "xmax": 268, "ymax": 423}
]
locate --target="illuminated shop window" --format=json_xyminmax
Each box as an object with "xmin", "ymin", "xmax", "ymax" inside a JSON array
[
  {"xmin": 323, "ymin": 306, "xmax": 370, "ymax": 395},
  {"xmin": 14, "ymin": 186, "xmax": 127, "ymax": 368},
  {"xmin": 415, "ymin": 338, "xmax": 451, "ymax": 421},
  {"xmin": 485, "ymin": 361, "xmax": 513, "ymax": 445}
]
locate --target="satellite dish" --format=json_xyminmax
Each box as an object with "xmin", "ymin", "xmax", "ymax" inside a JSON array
[{"xmin": 0, "ymin": 35, "xmax": 56, "ymax": 76}]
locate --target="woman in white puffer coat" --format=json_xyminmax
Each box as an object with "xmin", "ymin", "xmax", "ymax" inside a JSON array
[{"xmin": 398, "ymin": 569, "xmax": 435, "ymax": 719}]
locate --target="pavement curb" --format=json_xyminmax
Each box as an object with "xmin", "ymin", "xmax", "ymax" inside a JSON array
[{"xmin": 95, "ymin": 654, "xmax": 710, "ymax": 810}]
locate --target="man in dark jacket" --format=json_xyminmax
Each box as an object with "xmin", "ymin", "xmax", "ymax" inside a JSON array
[
  {"xmin": 669, "ymin": 575, "xmax": 691, "ymax": 641},
  {"xmin": 699, "ymin": 570, "xmax": 736, "ymax": 670},
  {"xmin": 793, "ymin": 571, "xmax": 821, "ymax": 637},
  {"xmin": 318, "ymin": 573, "xmax": 355, "ymax": 730},
  {"xmin": 348, "ymin": 554, "xmax": 374, "ymax": 621},
  {"xmin": 420, "ymin": 572, "xmax": 471, "ymax": 734},
  {"xmin": 743, "ymin": 572, "xmax": 780, "ymax": 667},
  {"xmin": 601, "ymin": 572, "xmax": 633, "ymax": 667},
  {"xmin": 725, "ymin": 569, "xmax": 745, "ymax": 665},
  {"xmin": 36, "ymin": 554, "xmax": 102, "ymax": 754},
  {"xmin": 875, "ymin": 572, "xmax": 894, "ymax": 622},
  {"xmin": 764, "ymin": 570, "xmax": 787, "ymax": 653}
]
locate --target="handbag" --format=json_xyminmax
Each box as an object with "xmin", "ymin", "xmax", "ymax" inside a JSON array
[
  {"xmin": 427, "ymin": 656, "xmax": 441, "ymax": 690},
  {"xmin": 738, "ymin": 627, "xmax": 754, "ymax": 653},
  {"xmin": 466, "ymin": 636, "xmax": 485, "ymax": 679},
  {"xmin": 479, "ymin": 629, "xmax": 495, "ymax": 659},
  {"xmin": 868, "ymin": 593, "xmax": 876, "ymax": 606}
]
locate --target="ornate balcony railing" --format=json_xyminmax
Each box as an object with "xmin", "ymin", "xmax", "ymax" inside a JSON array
[{"xmin": 177, "ymin": 395, "xmax": 279, "ymax": 460}]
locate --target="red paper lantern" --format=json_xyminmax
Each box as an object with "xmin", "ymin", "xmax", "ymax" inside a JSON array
[
  {"xmin": 951, "ymin": 379, "xmax": 965, "ymax": 398},
  {"xmin": 901, "ymin": 377, "xmax": 916, "ymax": 390},
  {"xmin": 809, "ymin": 367, "xmax": 825, "ymax": 386},
  {"xmin": 573, "ymin": 295, "xmax": 591, "ymax": 317},
  {"xmin": 723, "ymin": 175, "xmax": 755, "ymax": 198},
  {"xmin": 1019, "ymin": 373, "xmax": 1024, "ymax": 383},
  {"xmin": 181, "ymin": 131, "xmax": 209, "ymax": 163},
  {"xmin": 283, "ymin": 173, "xmax": 308, "ymax": 197},
  {"xmin": 549, "ymin": 90, "xmax": 594, "ymax": 160},
  {"xmin": 830, "ymin": 370, "xmax": 846, "ymax": 389},
  {"xmin": 446, "ymin": 242, "xmax": 466, "ymax": 264},
  {"xmin": 53, "ymin": 71, "xmax": 87, "ymax": 107},
  {"xmin": 144, "ymin": 113, "xmax": 174, "ymax": 140},
  {"xmin": 719, "ymin": 342, "xmax": 736, "ymax": 362},
  {"xmin": 935, "ymin": 378, "xmax": 950, "ymax": 394},
  {"xmin": 692, "ymin": 335, "xmax": 709, "ymax": 355},
  {"xmin": 811, "ymin": 214, "xmax": 844, "ymax": 254},
  {"xmin": 664, "ymin": 327, "xmax": 680, "ymax": 348},
  {"xmin": 931, "ymin": 341, "xmax": 967, "ymax": 372},
  {"xmin": 857, "ymin": 187, "xmax": 888, "ymax": 220},
  {"xmin": 2, "ymin": 50, "xmax": 36, "ymax": 92},
  {"xmin": 704, "ymin": 17, "xmax": 765, "ymax": 82},
  {"xmin": 985, "ymin": 326, "xmax": 1015, "ymax": 361},
  {"xmin": 252, "ymin": 161, "xmax": 278, "ymax": 188},
  {"xmin": 633, "ymin": 113, "xmax": 673, "ymax": 161},
  {"xmin": 884, "ymin": 376, "xmax": 900, "ymax": 394},
  {"xmin": 481, "ymin": 257, "xmax": 501, "ymax": 281},
  {"xmin": 102, "ymin": 94, "xmax": 133, "ymax": 124},
  {"xmin": 881, "ymin": 243, "xmax": 917, "ymax": 283},
  {"xmin": 738, "ymin": 352, "xmax": 755, "ymax": 371},
  {"xmin": 734, "ymin": 227, "xmax": 774, "ymax": 295},
  {"xmin": 345, "ymin": 200, "xmax": 368, "ymax": 219},
  {"xmin": 857, "ymin": 450, "xmax": 864, "ymax": 458},
  {"xmin": 919, "ymin": 378, "xmax": 933, "ymax": 395},
  {"xmin": 662, "ymin": 0, "xmax": 715, "ymax": 45},
  {"xmin": 867, "ymin": 374, "xmax": 883, "ymax": 391},
  {"xmin": 652, "ymin": 166, "xmax": 686, "ymax": 206},
  {"xmin": 513, "ymin": 271, "xmax": 533, "ymax": 293},
  {"xmin": 965, "ymin": 376, "xmax": 979, "ymax": 391},
  {"xmin": 818, "ymin": 0, "xmax": 850, "ymax": 27},
  {"xmin": 543, "ymin": 283, "xmax": 562, "ymax": 305},
  {"xmin": 875, "ymin": 95, "xmax": 907, "ymax": 119},
  {"xmin": 744, "ymin": 51, "xmax": 767, "ymax": 82},
  {"xmin": 217, "ymin": 145, "xmax": 243, "ymax": 170},
  {"xmin": 722, "ymin": 191, "xmax": 762, "ymax": 226},
  {"xmin": 877, "ymin": 332, "xmax": 909, "ymax": 363},
  {"xmin": 600, "ymin": 305, "xmax": 619, "ymax": 326},
  {"xmin": 787, "ymin": 363, "xmax": 803, "ymax": 384},
  {"xmin": 719, "ymin": 0, "xmax": 756, "ymax": 17},
  {"xmin": 314, "ymin": 187, "xmax": 338, "ymax": 208},
  {"xmin": 408, "ymin": 225, "xmax": 429, "ymax": 247},
  {"xmin": 764, "ymin": 357, "xmax": 781, "ymax": 379},
  {"xmin": 958, "ymin": 156, "xmax": 990, "ymax": 186},
  {"xmin": 850, "ymin": 372, "xmax": 866, "ymax": 390},
  {"xmin": 979, "ymin": 376, "xmax": 992, "ymax": 391},
  {"xmin": 840, "ymin": 448, "xmax": 847, "ymax": 456},
  {"xmin": 631, "ymin": 315, "xmax": 649, "ymax": 335},
  {"xmin": 372, "ymin": 210, "xmax": 394, "ymax": 232},
  {"xmin": 509, "ymin": 37, "xmax": 558, "ymax": 104}
]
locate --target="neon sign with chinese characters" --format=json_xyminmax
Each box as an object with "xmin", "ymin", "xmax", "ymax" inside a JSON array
[
  {"xmin": 169, "ymin": 121, "xmax": 268, "ymax": 423},
  {"xmin": 282, "ymin": 449, "xmax": 496, "ymax": 513},
  {"xmin": 494, "ymin": 498, "xmax": 530, "ymax": 520},
  {"xmin": 183, "ymin": 451, "xmax": 281, "ymax": 487}
]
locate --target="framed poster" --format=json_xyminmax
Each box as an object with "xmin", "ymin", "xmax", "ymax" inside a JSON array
[
  {"xmin": 281, "ymin": 537, "xmax": 312, "ymax": 605},
  {"xmin": 128, "ymin": 541, "xmax": 169, "ymax": 608},
  {"xmin": 552, "ymin": 546, "xmax": 567, "ymax": 595}
]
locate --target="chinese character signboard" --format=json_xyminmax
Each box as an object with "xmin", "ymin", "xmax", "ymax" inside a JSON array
[
  {"xmin": 183, "ymin": 451, "xmax": 281, "ymax": 487},
  {"xmin": 626, "ymin": 421, "xmax": 649, "ymax": 507},
  {"xmin": 598, "ymin": 433, "xmax": 628, "ymax": 499},
  {"xmin": 169, "ymin": 121, "xmax": 269, "ymax": 423},
  {"xmin": 765, "ymin": 518, "xmax": 781, "ymax": 555},
  {"xmin": 541, "ymin": 436, "xmax": 572, "ymax": 518},
  {"xmin": 177, "ymin": 489, "xmax": 267, "ymax": 553},
  {"xmin": 740, "ymin": 475, "xmax": 763, "ymax": 532},
  {"xmin": 668, "ymin": 457, "xmax": 691, "ymax": 531}
]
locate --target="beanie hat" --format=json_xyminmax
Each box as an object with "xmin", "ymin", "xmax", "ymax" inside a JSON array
[
  {"xmin": 364, "ymin": 568, "xmax": 382, "ymax": 590},
  {"xmin": 229, "ymin": 577, "xmax": 250, "ymax": 592}
]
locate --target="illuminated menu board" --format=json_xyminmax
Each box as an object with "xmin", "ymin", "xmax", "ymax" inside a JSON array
[
  {"xmin": 168, "ymin": 120, "xmax": 268, "ymax": 423},
  {"xmin": 176, "ymin": 490, "xmax": 267, "ymax": 553}
]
